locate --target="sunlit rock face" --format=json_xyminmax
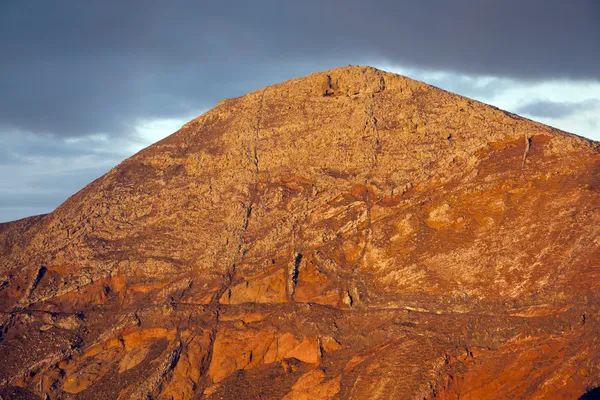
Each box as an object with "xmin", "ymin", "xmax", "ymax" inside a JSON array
[{"xmin": 1, "ymin": 66, "xmax": 599, "ymax": 399}]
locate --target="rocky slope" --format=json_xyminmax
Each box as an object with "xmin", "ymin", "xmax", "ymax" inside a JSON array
[{"xmin": 0, "ymin": 66, "xmax": 599, "ymax": 399}]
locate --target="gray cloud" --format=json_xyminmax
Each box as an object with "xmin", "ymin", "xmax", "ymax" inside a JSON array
[
  {"xmin": 1, "ymin": 0, "xmax": 599, "ymax": 138},
  {"xmin": 0, "ymin": 131, "xmax": 140, "ymax": 222},
  {"xmin": 0, "ymin": 163, "xmax": 110, "ymax": 221},
  {"xmin": 1, "ymin": 0, "xmax": 599, "ymax": 221},
  {"xmin": 0, "ymin": 191, "xmax": 71, "ymax": 208},
  {"xmin": 517, "ymin": 99, "xmax": 600, "ymax": 119}
]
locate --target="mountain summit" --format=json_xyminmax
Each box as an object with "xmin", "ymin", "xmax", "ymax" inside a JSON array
[{"xmin": 1, "ymin": 66, "xmax": 599, "ymax": 399}]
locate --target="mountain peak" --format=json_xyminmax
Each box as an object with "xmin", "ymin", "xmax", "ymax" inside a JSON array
[
  {"xmin": 229, "ymin": 65, "xmax": 424, "ymax": 102},
  {"xmin": 1, "ymin": 67, "xmax": 599, "ymax": 399}
]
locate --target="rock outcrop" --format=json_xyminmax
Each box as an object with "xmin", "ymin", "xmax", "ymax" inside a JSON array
[{"xmin": 1, "ymin": 66, "xmax": 599, "ymax": 399}]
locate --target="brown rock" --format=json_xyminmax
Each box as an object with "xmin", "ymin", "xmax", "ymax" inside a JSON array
[{"xmin": 0, "ymin": 66, "xmax": 599, "ymax": 399}]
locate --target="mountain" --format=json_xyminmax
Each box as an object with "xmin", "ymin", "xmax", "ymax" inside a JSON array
[{"xmin": 1, "ymin": 66, "xmax": 599, "ymax": 399}]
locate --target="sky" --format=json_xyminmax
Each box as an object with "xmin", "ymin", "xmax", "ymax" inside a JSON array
[{"xmin": 0, "ymin": 1, "xmax": 599, "ymax": 222}]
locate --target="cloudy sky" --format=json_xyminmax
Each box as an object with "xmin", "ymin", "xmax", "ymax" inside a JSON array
[{"xmin": 1, "ymin": 1, "xmax": 599, "ymax": 222}]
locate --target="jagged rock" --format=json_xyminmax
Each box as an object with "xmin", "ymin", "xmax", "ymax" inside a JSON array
[{"xmin": 0, "ymin": 66, "xmax": 599, "ymax": 399}]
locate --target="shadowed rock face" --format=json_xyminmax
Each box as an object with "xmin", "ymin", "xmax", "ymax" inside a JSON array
[{"xmin": 1, "ymin": 66, "xmax": 599, "ymax": 399}]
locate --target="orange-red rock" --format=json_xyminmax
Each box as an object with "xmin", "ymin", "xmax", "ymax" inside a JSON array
[{"xmin": 0, "ymin": 66, "xmax": 599, "ymax": 399}]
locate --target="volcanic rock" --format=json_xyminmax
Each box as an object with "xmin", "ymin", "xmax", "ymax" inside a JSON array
[{"xmin": 0, "ymin": 66, "xmax": 599, "ymax": 399}]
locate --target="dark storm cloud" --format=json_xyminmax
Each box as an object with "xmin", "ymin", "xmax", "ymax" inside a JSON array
[
  {"xmin": 1, "ymin": 0, "xmax": 599, "ymax": 221},
  {"xmin": 0, "ymin": 0, "xmax": 598, "ymax": 138},
  {"xmin": 517, "ymin": 99, "xmax": 600, "ymax": 119}
]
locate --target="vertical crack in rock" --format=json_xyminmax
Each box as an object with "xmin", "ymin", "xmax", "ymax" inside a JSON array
[
  {"xmin": 378, "ymin": 73, "xmax": 387, "ymax": 93},
  {"xmin": 251, "ymin": 89, "xmax": 264, "ymax": 191},
  {"xmin": 521, "ymin": 134, "xmax": 532, "ymax": 173},
  {"xmin": 365, "ymin": 92, "xmax": 382, "ymax": 169},
  {"xmin": 324, "ymin": 74, "xmax": 334, "ymax": 96},
  {"xmin": 212, "ymin": 88, "xmax": 266, "ymax": 308},
  {"xmin": 287, "ymin": 252, "xmax": 302, "ymax": 301},
  {"xmin": 286, "ymin": 162, "xmax": 314, "ymax": 302},
  {"xmin": 201, "ymin": 89, "xmax": 267, "ymax": 395},
  {"xmin": 342, "ymin": 290, "xmax": 353, "ymax": 308},
  {"xmin": 347, "ymin": 85, "xmax": 382, "ymax": 306}
]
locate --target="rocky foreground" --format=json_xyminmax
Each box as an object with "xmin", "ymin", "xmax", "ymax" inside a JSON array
[{"xmin": 1, "ymin": 66, "xmax": 599, "ymax": 399}]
